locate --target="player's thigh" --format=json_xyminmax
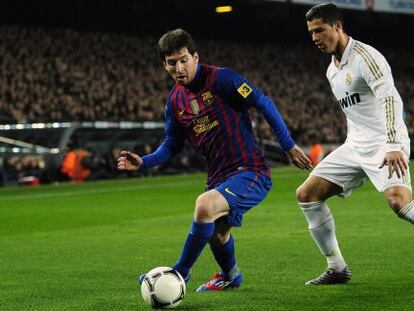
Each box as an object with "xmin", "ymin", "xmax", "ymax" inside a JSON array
[
  {"xmin": 308, "ymin": 143, "xmax": 366, "ymax": 198},
  {"xmin": 194, "ymin": 189, "xmax": 230, "ymax": 221},
  {"xmin": 362, "ymin": 144, "xmax": 412, "ymax": 194},
  {"xmin": 296, "ymin": 175, "xmax": 343, "ymax": 202}
]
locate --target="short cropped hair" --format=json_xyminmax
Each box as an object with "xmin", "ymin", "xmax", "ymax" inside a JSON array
[
  {"xmin": 157, "ymin": 28, "xmax": 197, "ymax": 61},
  {"xmin": 305, "ymin": 3, "xmax": 344, "ymax": 26}
]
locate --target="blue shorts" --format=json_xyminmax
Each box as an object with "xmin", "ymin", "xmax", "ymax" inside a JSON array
[{"xmin": 206, "ymin": 171, "xmax": 272, "ymax": 227}]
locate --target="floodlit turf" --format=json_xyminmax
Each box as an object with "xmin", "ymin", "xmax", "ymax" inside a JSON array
[{"xmin": 1, "ymin": 166, "xmax": 413, "ymax": 310}]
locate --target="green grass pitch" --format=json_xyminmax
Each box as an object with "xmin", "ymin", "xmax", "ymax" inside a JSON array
[{"xmin": 1, "ymin": 166, "xmax": 413, "ymax": 310}]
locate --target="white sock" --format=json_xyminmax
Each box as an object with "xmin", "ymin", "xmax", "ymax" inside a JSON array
[
  {"xmin": 299, "ymin": 201, "xmax": 347, "ymax": 272},
  {"xmin": 398, "ymin": 201, "xmax": 414, "ymax": 224}
]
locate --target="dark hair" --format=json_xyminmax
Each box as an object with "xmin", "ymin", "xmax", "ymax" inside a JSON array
[
  {"xmin": 305, "ymin": 3, "xmax": 344, "ymax": 26},
  {"xmin": 157, "ymin": 28, "xmax": 197, "ymax": 61}
]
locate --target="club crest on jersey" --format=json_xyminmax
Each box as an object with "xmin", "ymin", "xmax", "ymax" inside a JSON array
[
  {"xmin": 345, "ymin": 73, "xmax": 352, "ymax": 86},
  {"xmin": 201, "ymin": 90, "xmax": 214, "ymax": 105},
  {"xmin": 237, "ymin": 82, "xmax": 253, "ymax": 98},
  {"xmin": 190, "ymin": 99, "xmax": 200, "ymax": 115}
]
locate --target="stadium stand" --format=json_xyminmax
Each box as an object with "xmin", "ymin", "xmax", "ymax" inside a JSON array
[{"xmin": 1, "ymin": 25, "xmax": 413, "ymax": 145}]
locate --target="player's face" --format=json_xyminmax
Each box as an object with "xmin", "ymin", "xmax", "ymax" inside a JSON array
[
  {"xmin": 307, "ymin": 18, "xmax": 340, "ymax": 54},
  {"xmin": 164, "ymin": 48, "xmax": 199, "ymax": 86}
]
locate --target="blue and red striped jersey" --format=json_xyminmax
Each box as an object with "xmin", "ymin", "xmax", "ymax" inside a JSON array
[{"xmin": 141, "ymin": 64, "xmax": 295, "ymax": 187}]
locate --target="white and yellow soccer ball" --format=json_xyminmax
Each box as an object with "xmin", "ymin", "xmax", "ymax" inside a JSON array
[{"xmin": 141, "ymin": 267, "xmax": 186, "ymax": 309}]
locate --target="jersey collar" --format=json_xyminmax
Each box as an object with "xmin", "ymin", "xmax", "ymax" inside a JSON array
[
  {"xmin": 332, "ymin": 37, "xmax": 354, "ymax": 68},
  {"xmin": 184, "ymin": 63, "xmax": 202, "ymax": 91}
]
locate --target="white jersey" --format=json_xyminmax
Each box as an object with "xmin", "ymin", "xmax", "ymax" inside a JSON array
[{"xmin": 326, "ymin": 37, "xmax": 410, "ymax": 153}]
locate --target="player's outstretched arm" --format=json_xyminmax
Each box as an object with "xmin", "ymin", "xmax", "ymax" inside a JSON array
[
  {"xmin": 117, "ymin": 150, "xmax": 143, "ymax": 171},
  {"xmin": 379, "ymin": 151, "xmax": 408, "ymax": 179},
  {"xmin": 285, "ymin": 145, "xmax": 313, "ymax": 170}
]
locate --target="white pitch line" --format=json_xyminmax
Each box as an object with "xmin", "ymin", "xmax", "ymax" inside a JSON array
[
  {"xmin": 0, "ymin": 181, "xmax": 198, "ymax": 201},
  {"xmin": 0, "ymin": 171, "xmax": 303, "ymax": 202}
]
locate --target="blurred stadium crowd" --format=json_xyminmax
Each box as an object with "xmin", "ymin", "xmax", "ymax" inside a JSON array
[{"xmin": 0, "ymin": 25, "xmax": 413, "ymax": 185}]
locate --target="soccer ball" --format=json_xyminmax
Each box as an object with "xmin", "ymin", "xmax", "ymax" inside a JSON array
[{"xmin": 141, "ymin": 267, "xmax": 186, "ymax": 309}]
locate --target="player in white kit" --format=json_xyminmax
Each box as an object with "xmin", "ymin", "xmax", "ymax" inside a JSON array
[{"xmin": 296, "ymin": 3, "xmax": 413, "ymax": 285}]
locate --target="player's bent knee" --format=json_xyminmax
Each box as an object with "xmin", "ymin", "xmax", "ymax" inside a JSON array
[
  {"xmin": 387, "ymin": 195, "xmax": 406, "ymax": 214},
  {"xmin": 210, "ymin": 231, "xmax": 230, "ymax": 246},
  {"xmin": 384, "ymin": 187, "xmax": 412, "ymax": 215},
  {"xmin": 194, "ymin": 196, "xmax": 215, "ymax": 223},
  {"xmin": 296, "ymin": 185, "xmax": 316, "ymax": 203}
]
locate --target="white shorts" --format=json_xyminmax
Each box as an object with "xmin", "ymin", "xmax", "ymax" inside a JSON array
[{"xmin": 311, "ymin": 143, "xmax": 412, "ymax": 197}]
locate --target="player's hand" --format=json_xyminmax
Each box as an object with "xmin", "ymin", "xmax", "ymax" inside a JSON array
[
  {"xmin": 285, "ymin": 145, "xmax": 313, "ymax": 170},
  {"xmin": 117, "ymin": 150, "xmax": 143, "ymax": 171},
  {"xmin": 379, "ymin": 151, "xmax": 408, "ymax": 179}
]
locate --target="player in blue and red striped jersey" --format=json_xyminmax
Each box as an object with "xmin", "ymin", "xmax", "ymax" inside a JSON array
[{"xmin": 118, "ymin": 29, "xmax": 312, "ymax": 292}]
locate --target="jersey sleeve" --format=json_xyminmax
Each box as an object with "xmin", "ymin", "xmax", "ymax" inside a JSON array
[
  {"xmin": 357, "ymin": 46, "xmax": 404, "ymax": 152},
  {"xmin": 140, "ymin": 99, "xmax": 186, "ymax": 170},
  {"xmin": 215, "ymin": 68, "xmax": 295, "ymax": 151}
]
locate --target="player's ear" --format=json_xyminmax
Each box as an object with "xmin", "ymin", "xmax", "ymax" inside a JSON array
[
  {"xmin": 193, "ymin": 51, "xmax": 199, "ymax": 64},
  {"xmin": 334, "ymin": 20, "xmax": 343, "ymax": 32}
]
